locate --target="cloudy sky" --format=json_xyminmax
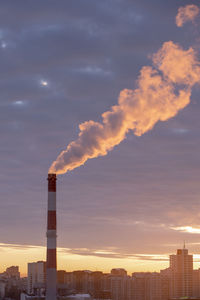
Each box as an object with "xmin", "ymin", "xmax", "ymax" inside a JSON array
[{"xmin": 1, "ymin": 0, "xmax": 200, "ymax": 275}]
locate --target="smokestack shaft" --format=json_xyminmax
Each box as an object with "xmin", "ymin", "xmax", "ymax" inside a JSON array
[{"xmin": 46, "ymin": 174, "xmax": 57, "ymax": 300}]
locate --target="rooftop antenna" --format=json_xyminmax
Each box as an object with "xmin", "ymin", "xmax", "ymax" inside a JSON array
[{"xmin": 183, "ymin": 240, "xmax": 186, "ymax": 249}]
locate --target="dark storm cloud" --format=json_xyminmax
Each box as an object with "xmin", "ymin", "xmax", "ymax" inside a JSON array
[{"xmin": 1, "ymin": 0, "xmax": 200, "ymax": 264}]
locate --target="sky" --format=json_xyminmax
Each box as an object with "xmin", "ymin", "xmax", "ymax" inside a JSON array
[{"xmin": 1, "ymin": 0, "xmax": 200, "ymax": 276}]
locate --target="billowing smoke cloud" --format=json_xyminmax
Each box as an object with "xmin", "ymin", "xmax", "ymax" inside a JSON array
[
  {"xmin": 49, "ymin": 41, "xmax": 200, "ymax": 175},
  {"xmin": 176, "ymin": 4, "xmax": 199, "ymax": 27}
]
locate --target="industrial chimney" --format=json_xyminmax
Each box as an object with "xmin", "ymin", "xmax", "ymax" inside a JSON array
[{"xmin": 46, "ymin": 173, "xmax": 57, "ymax": 300}]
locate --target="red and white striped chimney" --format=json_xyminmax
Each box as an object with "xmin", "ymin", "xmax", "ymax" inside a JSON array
[{"xmin": 46, "ymin": 173, "xmax": 57, "ymax": 300}]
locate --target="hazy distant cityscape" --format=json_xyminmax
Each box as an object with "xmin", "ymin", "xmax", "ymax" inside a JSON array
[{"xmin": 1, "ymin": 246, "xmax": 200, "ymax": 300}]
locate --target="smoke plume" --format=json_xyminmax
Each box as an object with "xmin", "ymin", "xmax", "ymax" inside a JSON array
[
  {"xmin": 49, "ymin": 41, "xmax": 200, "ymax": 175},
  {"xmin": 176, "ymin": 4, "xmax": 199, "ymax": 27}
]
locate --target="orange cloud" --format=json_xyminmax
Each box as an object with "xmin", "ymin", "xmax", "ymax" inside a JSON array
[
  {"xmin": 171, "ymin": 226, "xmax": 200, "ymax": 234},
  {"xmin": 176, "ymin": 4, "xmax": 199, "ymax": 27}
]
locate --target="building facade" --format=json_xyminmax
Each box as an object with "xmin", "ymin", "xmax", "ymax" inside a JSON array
[
  {"xmin": 5, "ymin": 266, "xmax": 20, "ymax": 279},
  {"xmin": 170, "ymin": 247, "xmax": 193, "ymax": 298},
  {"xmin": 27, "ymin": 261, "xmax": 46, "ymax": 295}
]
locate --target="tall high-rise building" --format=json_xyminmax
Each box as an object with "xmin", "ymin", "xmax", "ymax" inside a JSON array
[
  {"xmin": 169, "ymin": 247, "xmax": 193, "ymax": 298},
  {"xmin": 27, "ymin": 261, "xmax": 46, "ymax": 295}
]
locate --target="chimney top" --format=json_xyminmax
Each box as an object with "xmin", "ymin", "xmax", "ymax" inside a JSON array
[{"xmin": 47, "ymin": 173, "xmax": 57, "ymax": 191}]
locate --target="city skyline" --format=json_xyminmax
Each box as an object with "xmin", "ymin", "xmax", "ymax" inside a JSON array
[
  {"xmin": 2, "ymin": 0, "xmax": 200, "ymax": 279},
  {"xmin": 1, "ymin": 243, "xmax": 200, "ymax": 277},
  {"xmin": 1, "ymin": 248, "xmax": 200, "ymax": 300}
]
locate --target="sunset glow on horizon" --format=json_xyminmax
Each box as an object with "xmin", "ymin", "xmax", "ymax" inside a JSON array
[{"xmin": 1, "ymin": 242, "xmax": 200, "ymax": 277}]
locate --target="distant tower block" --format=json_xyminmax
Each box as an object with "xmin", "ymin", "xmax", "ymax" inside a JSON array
[
  {"xmin": 46, "ymin": 174, "xmax": 57, "ymax": 300},
  {"xmin": 170, "ymin": 247, "xmax": 193, "ymax": 298}
]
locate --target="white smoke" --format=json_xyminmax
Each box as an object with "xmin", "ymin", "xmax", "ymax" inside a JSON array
[{"xmin": 49, "ymin": 40, "xmax": 200, "ymax": 175}]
